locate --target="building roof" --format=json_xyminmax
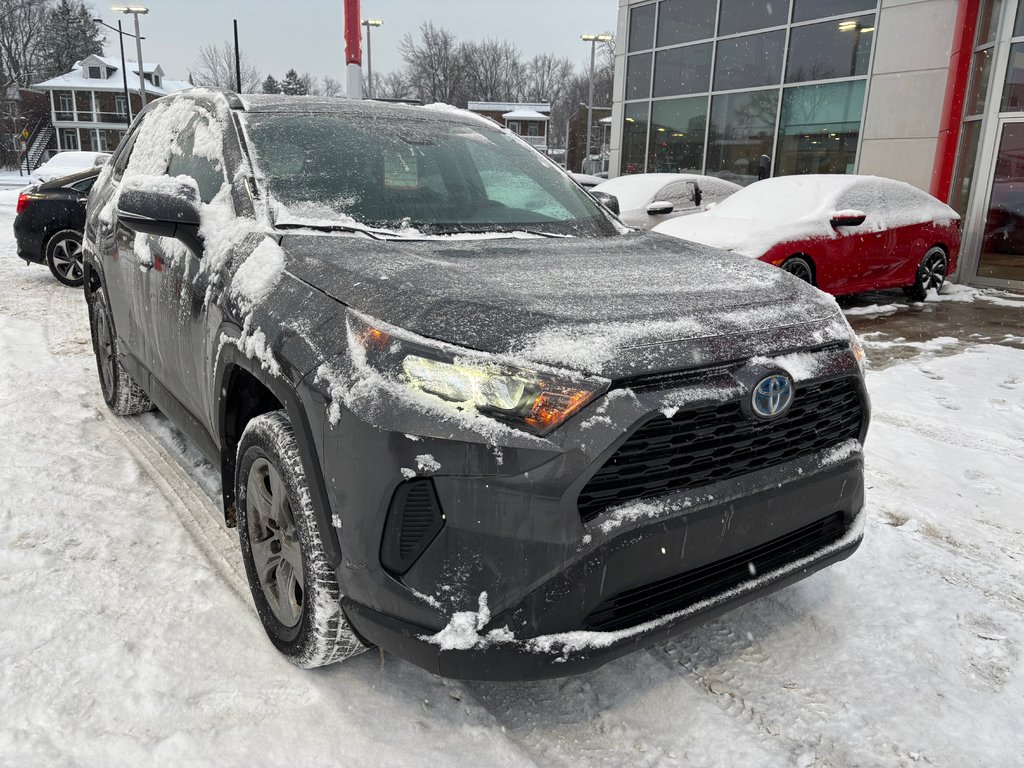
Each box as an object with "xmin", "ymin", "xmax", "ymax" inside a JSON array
[
  {"xmin": 502, "ymin": 108, "xmax": 550, "ymax": 121},
  {"xmin": 467, "ymin": 101, "xmax": 551, "ymax": 114},
  {"xmin": 32, "ymin": 54, "xmax": 190, "ymax": 96}
]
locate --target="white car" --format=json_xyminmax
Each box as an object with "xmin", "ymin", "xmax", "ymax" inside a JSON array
[
  {"xmin": 592, "ymin": 173, "xmax": 742, "ymax": 229},
  {"xmin": 30, "ymin": 151, "xmax": 111, "ymax": 183}
]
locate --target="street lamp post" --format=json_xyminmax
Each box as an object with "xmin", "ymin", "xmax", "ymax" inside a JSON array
[
  {"xmin": 111, "ymin": 6, "xmax": 149, "ymax": 107},
  {"xmin": 580, "ymin": 33, "xmax": 613, "ymax": 174},
  {"xmin": 93, "ymin": 17, "xmax": 142, "ymax": 122},
  {"xmin": 362, "ymin": 19, "xmax": 383, "ymax": 98}
]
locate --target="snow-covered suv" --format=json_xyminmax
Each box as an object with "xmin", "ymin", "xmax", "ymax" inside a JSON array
[{"xmin": 82, "ymin": 90, "xmax": 869, "ymax": 680}]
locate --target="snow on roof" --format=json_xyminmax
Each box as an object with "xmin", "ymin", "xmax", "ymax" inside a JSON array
[
  {"xmin": 32, "ymin": 57, "xmax": 190, "ymax": 96},
  {"xmin": 468, "ymin": 101, "xmax": 551, "ymax": 114},
  {"xmin": 502, "ymin": 108, "xmax": 549, "ymax": 121}
]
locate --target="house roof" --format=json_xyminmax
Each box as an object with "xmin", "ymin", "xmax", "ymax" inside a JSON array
[
  {"xmin": 32, "ymin": 54, "xmax": 189, "ymax": 96},
  {"xmin": 468, "ymin": 101, "xmax": 551, "ymax": 114},
  {"xmin": 502, "ymin": 108, "xmax": 550, "ymax": 121}
]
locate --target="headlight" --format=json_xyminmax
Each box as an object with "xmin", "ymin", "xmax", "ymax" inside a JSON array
[
  {"xmin": 850, "ymin": 337, "xmax": 866, "ymax": 372},
  {"xmin": 349, "ymin": 312, "xmax": 608, "ymax": 435}
]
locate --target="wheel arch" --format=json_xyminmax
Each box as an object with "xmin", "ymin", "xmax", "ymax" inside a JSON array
[{"xmin": 214, "ymin": 338, "xmax": 343, "ymax": 569}]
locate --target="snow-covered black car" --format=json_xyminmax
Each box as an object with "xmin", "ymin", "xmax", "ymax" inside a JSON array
[
  {"xmin": 14, "ymin": 168, "xmax": 99, "ymax": 287},
  {"xmin": 82, "ymin": 91, "xmax": 869, "ymax": 680}
]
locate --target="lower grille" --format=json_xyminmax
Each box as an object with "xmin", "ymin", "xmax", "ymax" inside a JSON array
[
  {"xmin": 578, "ymin": 377, "xmax": 863, "ymax": 523},
  {"xmin": 583, "ymin": 512, "xmax": 847, "ymax": 632}
]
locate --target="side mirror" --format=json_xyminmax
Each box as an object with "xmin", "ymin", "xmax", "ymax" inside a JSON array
[
  {"xmin": 647, "ymin": 200, "xmax": 674, "ymax": 216},
  {"xmin": 690, "ymin": 181, "xmax": 702, "ymax": 208},
  {"xmin": 117, "ymin": 174, "xmax": 201, "ymax": 245},
  {"xmin": 830, "ymin": 209, "xmax": 867, "ymax": 228},
  {"xmin": 590, "ymin": 190, "xmax": 620, "ymax": 216}
]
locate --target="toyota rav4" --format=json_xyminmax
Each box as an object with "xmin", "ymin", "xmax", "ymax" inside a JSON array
[{"xmin": 82, "ymin": 91, "xmax": 869, "ymax": 680}]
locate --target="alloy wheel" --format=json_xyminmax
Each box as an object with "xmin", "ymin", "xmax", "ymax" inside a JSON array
[
  {"xmin": 51, "ymin": 237, "xmax": 83, "ymax": 282},
  {"xmin": 920, "ymin": 249, "xmax": 947, "ymax": 294},
  {"xmin": 782, "ymin": 257, "xmax": 813, "ymax": 284},
  {"xmin": 94, "ymin": 301, "xmax": 115, "ymax": 398},
  {"xmin": 246, "ymin": 457, "xmax": 304, "ymax": 628}
]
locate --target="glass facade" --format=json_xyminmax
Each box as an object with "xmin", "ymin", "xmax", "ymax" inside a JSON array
[{"xmin": 620, "ymin": 0, "xmax": 878, "ymax": 182}]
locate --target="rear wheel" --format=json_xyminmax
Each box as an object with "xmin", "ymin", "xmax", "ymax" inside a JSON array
[
  {"xmin": 780, "ymin": 255, "xmax": 815, "ymax": 285},
  {"xmin": 45, "ymin": 230, "xmax": 85, "ymax": 287},
  {"xmin": 236, "ymin": 411, "xmax": 368, "ymax": 668},
  {"xmin": 87, "ymin": 286, "xmax": 154, "ymax": 415},
  {"xmin": 903, "ymin": 246, "xmax": 947, "ymax": 302}
]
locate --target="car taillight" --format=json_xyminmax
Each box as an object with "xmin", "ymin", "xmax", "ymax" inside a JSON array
[{"xmin": 16, "ymin": 192, "xmax": 30, "ymax": 215}]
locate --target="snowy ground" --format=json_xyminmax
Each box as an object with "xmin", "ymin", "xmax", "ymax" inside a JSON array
[{"xmin": 1, "ymin": 189, "xmax": 1022, "ymax": 766}]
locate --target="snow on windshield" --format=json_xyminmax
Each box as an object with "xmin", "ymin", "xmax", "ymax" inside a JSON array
[{"xmin": 239, "ymin": 110, "xmax": 611, "ymax": 237}]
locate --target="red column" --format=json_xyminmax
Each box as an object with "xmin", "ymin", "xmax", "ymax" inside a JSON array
[
  {"xmin": 344, "ymin": 0, "xmax": 362, "ymax": 66},
  {"xmin": 930, "ymin": 0, "xmax": 982, "ymax": 200}
]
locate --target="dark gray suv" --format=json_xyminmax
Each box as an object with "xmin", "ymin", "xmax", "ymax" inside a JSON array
[{"xmin": 82, "ymin": 90, "xmax": 868, "ymax": 680}]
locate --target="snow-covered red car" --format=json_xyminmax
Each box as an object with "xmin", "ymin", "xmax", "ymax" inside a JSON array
[
  {"xmin": 653, "ymin": 175, "xmax": 961, "ymax": 300},
  {"xmin": 593, "ymin": 173, "xmax": 742, "ymax": 229}
]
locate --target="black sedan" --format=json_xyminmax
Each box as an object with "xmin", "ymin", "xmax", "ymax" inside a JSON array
[{"xmin": 13, "ymin": 167, "xmax": 99, "ymax": 287}]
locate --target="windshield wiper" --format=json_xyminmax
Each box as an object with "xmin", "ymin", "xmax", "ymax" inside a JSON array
[
  {"xmin": 422, "ymin": 227, "xmax": 571, "ymax": 239},
  {"xmin": 275, "ymin": 222, "xmax": 399, "ymax": 240}
]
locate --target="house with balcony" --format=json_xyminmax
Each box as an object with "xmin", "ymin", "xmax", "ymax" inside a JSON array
[
  {"xmin": 32, "ymin": 54, "xmax": 191, "ymax": 154},
  {"xmin": 467, "ymin": 101, "xmax": 551, "ymax": 152}
]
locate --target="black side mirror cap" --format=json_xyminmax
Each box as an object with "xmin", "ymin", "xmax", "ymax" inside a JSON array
[
  {"xmin": 590, "ymin": 190, "xmax": 620, "ymax": 216},
  {"xmin": 830, "ymin": 210, "xmax": 867, "ymax": 228},
  {"xmin": 117, "ymin": 175, "xmax": 201, "ymax": 241}
]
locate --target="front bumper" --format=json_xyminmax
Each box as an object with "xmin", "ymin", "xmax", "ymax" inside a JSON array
[{"xmin": 307, "ymin": 346, "xmax": 868, "ymax": 680}]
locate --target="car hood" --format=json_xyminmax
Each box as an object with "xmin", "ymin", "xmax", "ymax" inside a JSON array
[
  {"xmin": 281, "ymin": 230, "xmax": 850, "ymax": 379},
  {"xmin": 653, "ymin": 213, "xmax": 833, "ymax": 258}
]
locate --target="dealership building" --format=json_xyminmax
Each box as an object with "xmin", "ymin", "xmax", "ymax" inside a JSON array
[{"xmin": 609, "ymin": 0, "xmax": 1024, "ymax": 289}]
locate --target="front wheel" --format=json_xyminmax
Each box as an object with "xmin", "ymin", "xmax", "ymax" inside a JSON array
[
  {"xmin": 903, "ymin": 246, "xmax": 947, "ymax": 302},
  {"xmin": 236, "ymin": 411, "xmax": 368, "ymax": 668},
  {"xmin": 780, "ymin": 255, "xmax": 815, "ymax": 285},
  {"xmin": 45, "ymin": 230, "xmax": 85, "ymax": 287}
]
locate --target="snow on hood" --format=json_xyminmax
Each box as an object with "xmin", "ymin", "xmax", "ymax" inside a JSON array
[
  {"xmin": 281, "ymin": 230, "xmax": 850, "ymax": 379},
  {"xmin": 653, "ymin": 174, "xmax": 960, "ymax": 257}
]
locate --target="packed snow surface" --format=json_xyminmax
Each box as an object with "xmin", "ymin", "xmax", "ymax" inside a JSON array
[{"xmin": 0, "ymin": 190, "xmax": 1022, "ymax": 766}]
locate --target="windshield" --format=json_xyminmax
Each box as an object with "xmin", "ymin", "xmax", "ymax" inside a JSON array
[{"xmin": 242, "ymin": 111, "xmax": 616, "ymax": 237}]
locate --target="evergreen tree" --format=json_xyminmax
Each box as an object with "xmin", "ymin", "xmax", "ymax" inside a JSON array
[
  {"xmin": 280, "ymin": 69, "xmax": 306, "ymax": 96},
  {"xmin": 39, "ymin": 0, "xmax": 104, "ymax": 80},
  {"xmin": 261, "ymin": 74, "xmax": 281, "ymax": 94}
]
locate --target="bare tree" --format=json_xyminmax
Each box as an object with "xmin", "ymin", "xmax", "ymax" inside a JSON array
[
  {"xmin": 320, "ymin": 76, "xmax": 342, "ymax": 97},
  {"xmin": 524, "ymin": 53, "xmax": 575, "ymax": 103},
  {"xmin": 191, "ymin": 41, "xmax": 261, "ymax": 92},
  {"xmin": 377, "ymin": 70, "xmax": 413, "ymax": 100},
  {"xmin": 462, "ymin": 39, "xmax": 526, "ymax": 102},
  {"xmin": 0, "ymin": 0, "xmax": 50, "ymax": 89},
  {"xmin": 400, "ymin": 22, "xmax": 466, "ymax": 105},
  {"xmin": 299, "ymin": 71, "xmax": 320, "ymax": 96}
]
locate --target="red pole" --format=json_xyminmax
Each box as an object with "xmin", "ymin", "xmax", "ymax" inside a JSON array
[
  {"xmin": 345, "ymin": 0, "xmax": 362, "ymax": 65},
  {"xmin": 930, "ymin": 0, "xmax": 980, "ymax": 201}
]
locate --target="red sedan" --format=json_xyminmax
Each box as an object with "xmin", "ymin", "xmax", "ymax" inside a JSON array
[{"xmin": 652, "ymin": 175, "xmax": 961, "ymax": 299}]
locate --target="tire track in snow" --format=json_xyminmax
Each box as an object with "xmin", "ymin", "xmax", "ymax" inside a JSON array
[
  {"xmin": 872, "ymin": 409, "xmax": 1024, "ymax": 463},
  {"xmin": 102, "ymin": 412, "xmax": 251, "ymax": 603}
]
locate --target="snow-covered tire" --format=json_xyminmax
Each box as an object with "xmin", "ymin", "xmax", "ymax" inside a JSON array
[
  {"xmin": 236, "ymin": 410, "xmax": 367, "ymax": 668},
  {"xmin": 87, "ymin": 286, "xmax": 154, "ymax": 416},
  {"xmin": 45, "ymin": 230, "xmax": 85, "ymax": 287},
  {"xmin": 903, "ymin": 246, "xmax": 947, "ymax": 302},
  {"xmin": 780, "ymin": 255, "xmax": 815, "ymax": 285}
]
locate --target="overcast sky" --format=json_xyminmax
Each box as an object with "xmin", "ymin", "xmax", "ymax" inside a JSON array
[{"xmin": 94, "ymin": 0, "xmax": 618, "ymax": 87}]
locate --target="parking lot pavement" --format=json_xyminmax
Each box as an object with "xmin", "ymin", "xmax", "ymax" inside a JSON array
[{"xmin": 839, "ymin": 284, "xmax": 1024, "ymax": 368}]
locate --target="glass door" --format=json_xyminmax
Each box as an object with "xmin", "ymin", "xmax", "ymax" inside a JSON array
[{"xmin": 979, "ymin": 119, "xmax": 1024, "ymax": 281}]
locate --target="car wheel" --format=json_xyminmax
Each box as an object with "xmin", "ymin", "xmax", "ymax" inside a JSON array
[
  {"xmin": 903, "ymin": 246, "xmax": 947, "ymax": 302},
  {"xmin": 780, "ymin": 255, "xmax": 815, "ymax": 285},
  {"xmin": 45, "ymin": 230, "xmax": 85, "ymax": 288},
  {"xmin": 87, "ymin": 286, "xmax": 155, "ymax": 416},
  {"xmin": 236, "ymin": 411, "xmax": 368, "ymax": 668}
]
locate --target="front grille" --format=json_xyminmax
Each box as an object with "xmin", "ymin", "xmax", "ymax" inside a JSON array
[
  {"xmin": 583, "ymin": 512, "xmax": 847, "ymax": 631},
  {"xmin": 578, "ymin": 377, "xmax": 863, "ymax": 523}
]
